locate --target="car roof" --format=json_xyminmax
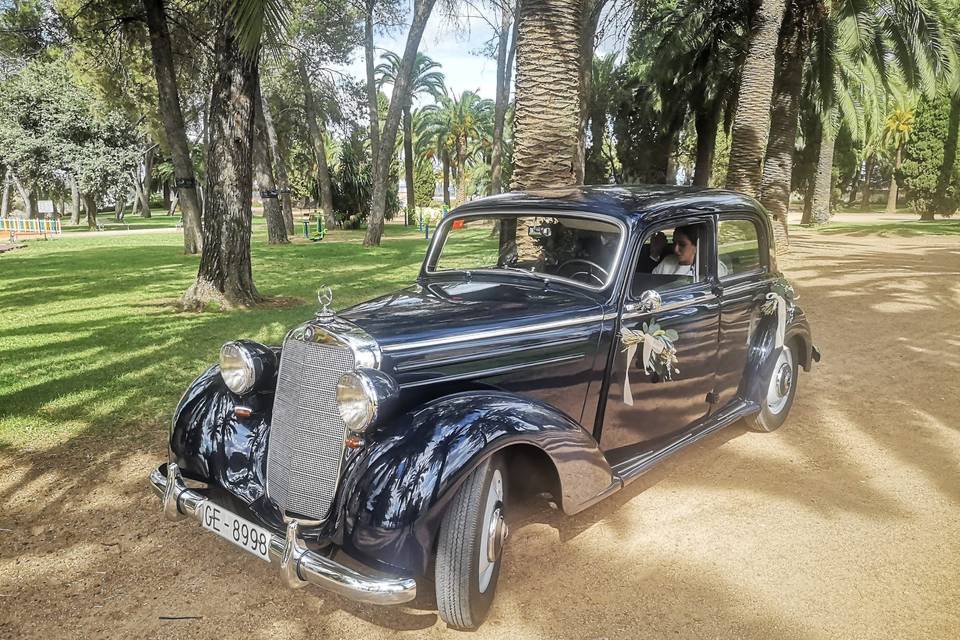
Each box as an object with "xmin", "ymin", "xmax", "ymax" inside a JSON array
[{"xmin": 452, "ymin": 185, "xmax": 763, "ymax": 225}]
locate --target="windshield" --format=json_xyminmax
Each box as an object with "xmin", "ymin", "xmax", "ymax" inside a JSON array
[{"xmin": 428, "ymin": 213, "xmax": 624, "ymax": 289}]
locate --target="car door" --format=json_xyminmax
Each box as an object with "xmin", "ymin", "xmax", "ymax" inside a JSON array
[
  {"xmin": 600, "ymin": 217, "xmax": 722, "ymax": 454},
  {"xmin": 713, "ymin": 212, "xmax": 771, "ymax": 407}
]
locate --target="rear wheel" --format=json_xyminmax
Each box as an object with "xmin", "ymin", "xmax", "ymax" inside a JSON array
[
  {"xmin": 748, "ymin": 342, "xmax": 798, "ymax": 432},
  {"xmin": 435, "ymin": 456, "xmax": 508, "ymax": 630}
]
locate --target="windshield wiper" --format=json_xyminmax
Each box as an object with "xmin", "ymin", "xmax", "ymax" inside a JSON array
[{"xmin": 497, "ymin": 266, "xmax": 550, "ymax": 285}]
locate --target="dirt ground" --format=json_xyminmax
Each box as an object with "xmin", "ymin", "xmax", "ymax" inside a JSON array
[{"xmin": 2, "ymin": 228, "xmax": 959, "ymax": 640}]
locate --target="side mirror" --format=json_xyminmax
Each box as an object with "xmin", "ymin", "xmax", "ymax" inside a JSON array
[{"xmin": 638, "ymin": 289, "xmax": 662, "ymax": 313}]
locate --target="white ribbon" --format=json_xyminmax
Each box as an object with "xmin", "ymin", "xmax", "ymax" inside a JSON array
[
  {"xmin": 764, "ymin": 292, "xmax": 786, "ymax": 349},
  {"xmin": 620, "ymin": 329, "xmax": 668, "ymax": 406},
  {"xmin": 623, "ymin": 343, "xmax": 637, "ymax": 406}
]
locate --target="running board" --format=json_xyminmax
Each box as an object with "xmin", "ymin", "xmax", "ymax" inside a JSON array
[{"xmin": 611, "ymin": 400, "xmax": 758, "ymax": 486}]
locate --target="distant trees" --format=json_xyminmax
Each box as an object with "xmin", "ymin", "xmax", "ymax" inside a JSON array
[{"xmin": 900, "ymin": 93, "xmax": 960, "ymax": 219}]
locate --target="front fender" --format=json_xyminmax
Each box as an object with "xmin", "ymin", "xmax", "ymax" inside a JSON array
[{"xmin": 332, "ymin": 391, "xmax": 615, "ymax": 576}]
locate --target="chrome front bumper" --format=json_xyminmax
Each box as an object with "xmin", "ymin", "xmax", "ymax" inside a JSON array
[{"xmin": 149, "ymin": 463, "xmax": 416, "ymax": 605}]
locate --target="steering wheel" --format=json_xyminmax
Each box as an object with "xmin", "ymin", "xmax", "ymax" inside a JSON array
[{"xmin": 557, "ymin": 259, "xmax": 609, "ymax": 286}]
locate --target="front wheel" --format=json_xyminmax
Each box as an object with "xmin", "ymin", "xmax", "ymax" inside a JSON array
[
  {"xmin": 435, "ymin": 455, "xmax": 508, "ymax": 630},
  {"xmin": 747, "ymin": 342, "xmax": 799, "ymax": 432}
]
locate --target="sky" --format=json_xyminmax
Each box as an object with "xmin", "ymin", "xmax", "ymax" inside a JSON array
[{"xmin": 335, "ymin": 5, "xmax": 630, "ymax": 108}]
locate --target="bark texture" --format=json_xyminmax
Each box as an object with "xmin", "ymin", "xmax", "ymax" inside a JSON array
[
  {"xmin": 364, "ymin": 0, "xmax": 437, "ymax": 247},
  {"xmin": 758, "ymin": 0, "xmax": 815, "ymax": 254},
  {"xmin": 143, "ymin": 0, "xmax": 202, "ymax": 254},
  {"xmin": 298, "ymin": 58, "xmax": 336, "ymax": 228},
  {"xmin": 512, "ymin": 0, "xmax": 584, "ymax": 190},
  {"xmin": 83, "ymin": 194, "xmax": 97, "ymax": 230},
  {"xmin": 803, "ymin": 133, "xmax": 834, "ymax": 224},
  {"xmin": 403, "ymin": 105, "xmax": 415, "ymax": 223},
  {"xmin": 725, "ymin": 0, "xmax": 788, "ymax": 196},
  {"xmin": 181, "ymin": 3, "xmax": 260, "ymax": 309},
  {"xmin": 693, "ymin": 104, "xmax": 720, "ymax": 186},
  {"xmin": 253, "ymin": 82, "xmax": 289, "ymax": 245},
  {"xmin": 260, "ymin": 92, "xmax": 294, "ymax": 235}
]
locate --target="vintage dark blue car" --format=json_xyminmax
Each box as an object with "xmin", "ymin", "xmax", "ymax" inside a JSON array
[{"xmin": 150, "ymin": 186, "xmax": 819, "ymax": 629}]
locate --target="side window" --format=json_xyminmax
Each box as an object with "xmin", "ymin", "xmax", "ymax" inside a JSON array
[
  {"xmin": 717, "ymin": 218, "xmax": 763, "ymax": 278},
  {"xmin": 631, "ymin": 222, "xmax": 710, "ymax": 296}
]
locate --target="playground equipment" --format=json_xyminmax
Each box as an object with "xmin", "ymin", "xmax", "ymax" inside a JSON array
[
  {"xmin": 302, "ymin": 216, "xmax": 326, "ymax": 241},
  {"xmin": 1, "ymin": 217, "xmax": 62, "ymax": 241}
]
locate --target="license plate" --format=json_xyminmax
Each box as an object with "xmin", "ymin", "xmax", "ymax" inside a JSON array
[{"xmin": 199, "ymin": 501, "xmax": 272, "ymax": 562}]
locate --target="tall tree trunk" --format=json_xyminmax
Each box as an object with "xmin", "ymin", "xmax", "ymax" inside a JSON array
[
  {"xmin": 442, "ymin": 149, "xmax": 451, "ymax": 206},
  {"xmin": 758, "ymin": 0, "xmax": 815, "ymax": 254},
  {"xmin": 70, "ymin": 177, "xmax": 81, "ymax": 225},
  {"xmin": 115, "ymin": 194, "xmax": 126, "ymax": 220},
  {"xmin": 168, "ymin": 189, "xmax": 179, "ymax": 215},
  {"xmin": 490, "ymin": 2, "xmax": 517, "ymax": 194},
  {"xmin": 403, "ymin": 105, "xmax": 415, "ymax": 224},
  {"xmin": 181, "ymin": 2, "xmax": 260, "ymax": 309},
  {"xmin": 364, "ymin": 4, "xmax": 381, "ymax": 172},
  {"xmin": 456, "ymin": 140, "xmax": 467, "ymax": 202},
  {"xmin": 886, "ymin": 144, "xmax": 902, "ymax": 214},
  {"xmin": 84, "ymin": 194, "xmax": 97, "ymax": 230},
  {"xmin": 804, "ymin": 132, "xmax": 834, "ymax": 224},
  {"xmin": 364, "ymin": 0, "xmax": 438, "ymax": 246},
  {"xmin": 574, "ymin": 1, "xmax": 604, "ymax": 183},
  {"xmin": 162, "ymin": 178, "xmax": 171, "ymax": 210},
  {"xmin": 261, "ymin": 89, "xmax": 294, "ymax": 235},
  {"xmin": 297, "ymin": 58, "xmax": 335, "ymax": 228},
  {"xmin": 253, "ymin": 82, "xmax": 289, "ymax": 245},
  {"xmin": 725, "ymin": 0, "xmax": 788, "ymax": 196},
  {"xmin": 143, "ymin": 0, "xmax": 203, "ymax": 254},
  {"xmin": 693, "ymin": 102, "xmax": 720, "ymax": 186},
  {"xmin": 859, "ymin": 155, "xmax": 874, "ymax": 209},
  {"xmin": 512, "ymin": 0, "xmax": 590, "ymax": 258},
  {"xmin": 13, "ymin": 177, "xmax": 36, "ymax": 218},
  {"xmin": 0, "ymin": 168, "xmax": 10, "ymax": 218},
  {"xmin": 139, "ymin": 144, "xmax": 155, "ymax": 217}
]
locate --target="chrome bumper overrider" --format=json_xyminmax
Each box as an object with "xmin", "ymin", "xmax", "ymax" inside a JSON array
[{"xmin": 149, "ymin": 463, "xmax": 416, "ymax": 605}]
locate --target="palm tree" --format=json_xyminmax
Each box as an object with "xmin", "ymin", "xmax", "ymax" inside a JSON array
[
  {"xmin": 882, "ymin": 104, "xmax": 915, "ymax": 213},
  {"xmin": 447, "ymin": 91, "xmax": 494, "ymax": 202},
  {"xmin": 376, "ymin": 51, "xmax": 444, "ymax": 224},
  {"xmin": 585, "ymin": 53, "xmax": 618, "ymax": 183}
]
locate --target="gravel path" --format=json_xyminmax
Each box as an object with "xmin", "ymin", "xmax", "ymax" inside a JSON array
[{"xmin": 1, "ymin": 227, "xmax": 958, "ymax": 639}]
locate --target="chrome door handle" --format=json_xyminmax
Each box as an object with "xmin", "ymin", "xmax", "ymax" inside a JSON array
[{"xmin": 638, "ymin": 289, "xmax": 662, "ymax": 313}]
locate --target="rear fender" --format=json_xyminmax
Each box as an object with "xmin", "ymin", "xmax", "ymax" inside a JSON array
[{"xmin": 332, "ymin": 391, "xmax": 616, "ymax": 576}]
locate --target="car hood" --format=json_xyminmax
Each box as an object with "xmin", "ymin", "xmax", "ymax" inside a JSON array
[{"xmin": 339, "ymin": 278, "xmax": 603, "ymax": 356}]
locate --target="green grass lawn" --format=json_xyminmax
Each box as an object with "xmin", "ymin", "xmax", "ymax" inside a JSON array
[
  {"xmin": 0, "ymin": 227, "xmax": 432, "ymax": 452},
  {"xmin": 813, "ymin": 220, "xmax": 960, "ymax": 237}
]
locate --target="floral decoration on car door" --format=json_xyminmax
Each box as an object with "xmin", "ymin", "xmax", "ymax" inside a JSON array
[{"xmin": 619, "ymin": 322, "xmax": 680, "ymax": 405}]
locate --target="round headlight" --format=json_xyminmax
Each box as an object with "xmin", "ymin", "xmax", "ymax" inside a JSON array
[
  {"xmin": 220, "ymin": 341, "xmax": 258, "ymax": 395},
  {"xmin": 336, "ymin": 369, "xmax": 398, "ymax": 433}
]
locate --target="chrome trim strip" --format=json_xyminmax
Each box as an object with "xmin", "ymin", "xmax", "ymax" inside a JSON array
[
  {"xmin": 399, "ymin": 353, "xmax": 586, "ymax": 389},
  {"xmin": 382, "ymin": 313, "xmax": 615, "ymax": 353},
  {"xmin": 150, "ymin": 464, "xmax": 417, "ymax": 605},
  {"xmin": 394, "ymin": 336, "xmax": 590, "ymax": 372},
  {"xmin": 423, "ymin": 209, "xmax": 629, "ymax": 293},
  {"xmin": 720, "ymin": 281, "xmax": 760, "ymax": 296},
  {"xmin": 621, "ymin": 293, "xmax": 718, "ymax": 320}
]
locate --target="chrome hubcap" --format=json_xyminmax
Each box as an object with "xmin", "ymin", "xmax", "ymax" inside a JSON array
[
  {"xmin": 478, "ymin": 469, "xmax": 505, "ymax": 593},
  {"xmin": 766, "ymin": 347, "xmax": 794, "ymax": 415}
]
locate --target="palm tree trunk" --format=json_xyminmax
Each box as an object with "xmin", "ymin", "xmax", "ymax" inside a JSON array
[
  {"xmin": 725, "ymin": 0, "xmax": 788, "ymax": 196},
  {"xmin": 181, "ymin": 1, "xmax": 260, "ymax": 309},
  {"xmin": 253, "ymin": 81, "xmax": 289, "ymax": 245},
  {"xmin": 886, "ymin": 144, "xmax": 901, "ymax": 214},
  {"xmin": 143, "ymin": 0, "xmax": 202, "ymax": 254},
  {"xmin": 456, "ymin": 140, "xmax": 467, "ymax": 203},
  {"xmin": 403, "ymin": 105, "xmax": 415, "ymax": 224},
  {"xmin": 442, "ymin": 149, "xmax": 451, "ymax": 206},
  {"xmin": 364, "ymin": 4, "xmax": 381, "ymax": 171},
  {"xmin": 364, "ymin": 0, "xmax": 438, "ymax": 247},
  {"xmin": 758, "ymin": 0, "xmax": 814, "ymax": 254},
  {"xmin": 693, "ymin": 103, "xmax": 720, "ymax": 186},
  {"xmin": 805, "ymin": 132, "xmax": 834, "ymax": 225},
  {"xmin": 490, "ymin": 2, "xmax": 517, "ymax": 194},
  {"xmin": 860, "ymin": 156, "xmax": 874, "ymax": 210},
  {"xmin": 298, "ymin": 58, "xmax": 336, "ymax": 229}
]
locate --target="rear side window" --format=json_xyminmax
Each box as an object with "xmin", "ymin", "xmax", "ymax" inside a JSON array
[{"xmin": 718, "ymin": 218, "xmax": 762, "ymax": 277}]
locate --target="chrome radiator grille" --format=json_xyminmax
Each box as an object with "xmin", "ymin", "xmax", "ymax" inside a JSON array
[{"xmin": 266, "ymin": 336, "xmax": 355, "ymax": 521}]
